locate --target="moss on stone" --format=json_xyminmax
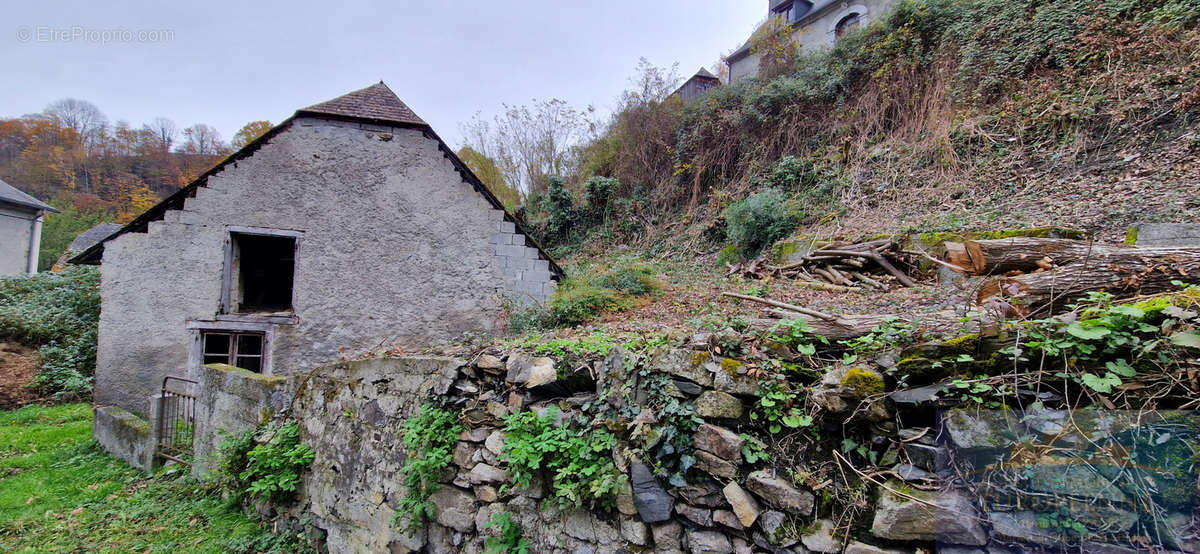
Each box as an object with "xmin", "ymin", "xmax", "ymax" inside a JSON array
[
  {"xmin": 938, "ymin": 333, "xmax": 980, "ymax": 353},
  {"xmin": 720, "ymin": 358, "xmax": 744, "ymax": 375},
  {"xmin": 1125, "ymin": 226, "xmax": 1139, "ymax": 245},
  {"xmin": 771, "ymin": 240, "xmax": 803, "ymax": 264},
  {"xmin": 690, "ymin": 351, "xmax": 712, "ymax": 366},
  {"xmin": 913, "ymin": 227, "xmax": 1086, "ymax": 248},
  {"xmin": 842, "ymin": 367, "xmax": 885, "ymax": 396}
]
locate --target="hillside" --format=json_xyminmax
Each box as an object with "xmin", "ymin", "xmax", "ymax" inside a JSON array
[{"xmin": 505, "ymin": 0, "xmax": 1199, "ymax": 262}]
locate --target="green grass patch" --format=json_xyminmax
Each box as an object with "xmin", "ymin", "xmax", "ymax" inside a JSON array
[{"xmin": 0, "ymin": 403, "xmax": 309, "ymax": 553}]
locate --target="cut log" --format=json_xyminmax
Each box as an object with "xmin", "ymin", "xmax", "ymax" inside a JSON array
[
  {"xmin": 976, "ymin": 248, "xmax": 1200, "ymax": 314},
  {"xmin": 943, "ymin": 242, "xmax": 972, "ymax": 273},
  {"xmin": 959, "ymin": 237, "xmax": 1117, "ymax": 275}
]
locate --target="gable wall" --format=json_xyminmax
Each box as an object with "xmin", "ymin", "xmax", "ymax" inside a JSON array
[
  {"xmin": 0, "ymin": 204, "xmax": 37, "ymax": 275},
  {"xmin": 96, "ymin": 117, "xmax": 555, "ymax": 415}
]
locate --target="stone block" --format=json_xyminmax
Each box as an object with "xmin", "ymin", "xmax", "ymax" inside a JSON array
[
  {"xmin": 695, "ymin": 391, "xmax": 744, "ymax": 419},
  {"xmin": 693, "ymin": 423, "xmax": 744, "ymax": 461},
  {"xmin": 93, "ymin": 405, "xmax": 155, "ymax": 472},
  {"xmin": 684, "ymin": 529, "xmax": 733, "ymax": 553},
  {"xmin": 1132, "ymin": 223, "xmax": 1200, "ymax": 247},
  {"xmin": 745, "ymin": 470, "xmax": 814, "ymax": 516},
  {"xmin": 631, "ymin": 461, "xmax": 673, "ymax": 523},
  {"xmin": 722, "ymin": 481, "xmax": 761, "ymax": 527}
]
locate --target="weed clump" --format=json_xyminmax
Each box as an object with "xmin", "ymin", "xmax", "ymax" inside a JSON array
[
  {"xmin": 500, "ymin": 406, "xmax": 625, "ymax": 510},
  {"xmin": 395, "ymin": 403, "xmax": 463, "ymax": 530}
]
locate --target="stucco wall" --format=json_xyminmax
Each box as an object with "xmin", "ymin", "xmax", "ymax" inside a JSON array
[
  {"xmin": 729, "ymin": 0, "xmax": 898, "ymax": 83},
  {"xmin": 95, "ymin": 117, "xmax": 556, "ymax": 416},
  {"xmin": 0, "ymin": 204, "xmax": 36, "ymax": 275}
]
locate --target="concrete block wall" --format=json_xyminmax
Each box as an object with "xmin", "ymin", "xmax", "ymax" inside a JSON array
[{"xmin": 489, "ymin": 218, "xmax": 557, "ymax": 305}]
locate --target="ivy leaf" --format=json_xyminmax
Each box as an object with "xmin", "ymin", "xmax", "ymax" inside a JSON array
[
  {"xmin": 1170, "ymin": 331, "xmax": 1200, "ymax": 349},
  {"xmin": 1066, "ymin": 322, "xmax": 1111, "ymax": 340},
  {"xmin": 842, "ymin": 352, "xmax": 858, "ymax": 365},
  {"xmin": 796, "ymin": 343, "xmax": 817, "ymax": 356}
]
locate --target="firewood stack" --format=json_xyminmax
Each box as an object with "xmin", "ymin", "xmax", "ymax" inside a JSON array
[{"xmin": 726, "ymin": 238, "xmax": 917, "ymax": 290}]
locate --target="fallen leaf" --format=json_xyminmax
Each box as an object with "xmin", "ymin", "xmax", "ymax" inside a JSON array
[
  {"xmin": 70, "ymin": 506, "xmax": 84, "ymax": 516},
  {"xmin": 25, "ymin": 496, "xmax": 34, "ymax": 505}
]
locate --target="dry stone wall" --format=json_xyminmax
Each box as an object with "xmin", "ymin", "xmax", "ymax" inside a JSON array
[{"xmin": 196, "ymin": 332, "xmax": 1199, "ymax": 554}]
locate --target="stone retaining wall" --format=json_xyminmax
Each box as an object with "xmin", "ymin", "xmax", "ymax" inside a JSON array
[{"xmin": 194, "ymin": 341, "xmax": 1199, "ymax": 554}]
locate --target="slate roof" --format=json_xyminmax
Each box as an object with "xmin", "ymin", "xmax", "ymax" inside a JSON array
[
  {"xmin": 0, "ymin": 178, "xmax": 58, "ymax": 213},
  {"xmin": 693, "ymin": 67, "xmax": 719, "ymax": 80},
  {"xmin": 68, "ymin": 223, "xmax": 122, "ymax": 252},
  {"xmin": 296, "ymin": 82, "xmax": 427, "ymax": 127},
  {"xmin": 71, "ymin": 82, "xmax": 563, "ymax": 278}
]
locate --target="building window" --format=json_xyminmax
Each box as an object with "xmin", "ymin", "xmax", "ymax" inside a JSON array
[
  {"xmin": 201, "ymin": 331, "xmax": 264, "ymax": 372},
  {"xmin": 774, "ymin": 2, "xmax": 794, "ymax": 22},
  {"xmin": 225, "ymin": 231, "xmax": 297, "ymax": 314},
  {"xmin": 835, "ymin": 13, "xmax": 862, "ymax": 37}
]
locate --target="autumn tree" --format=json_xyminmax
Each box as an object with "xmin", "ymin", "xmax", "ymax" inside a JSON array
[
  {"xmin": 231, "ymin": 120, "xmax": 272, "ymax": 150},
  {"xmin": 750, "ymin": 13, "xmax": 799, "ymax": 79},
  {"xmin": 457, "ymin": 146, "xmax": 520, "ymax": 211},
  {"xmin": 43, "ymin": 98, "xmax": 107, "ymax": 193}
]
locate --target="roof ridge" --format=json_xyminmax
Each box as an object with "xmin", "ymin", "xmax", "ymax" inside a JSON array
[{"xmin": 298, "ymin": 82, "xmax": 427, "ymax": 127}]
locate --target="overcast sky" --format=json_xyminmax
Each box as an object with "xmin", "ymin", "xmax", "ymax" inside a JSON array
[{"xmin": 2, "ymin": 1, "xmax": 763, "ymax": 147}]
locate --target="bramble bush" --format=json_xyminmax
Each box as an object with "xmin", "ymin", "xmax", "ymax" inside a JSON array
[{"xmin": 0, "ymin": 266, "xmax": 100, "ymax": 398}]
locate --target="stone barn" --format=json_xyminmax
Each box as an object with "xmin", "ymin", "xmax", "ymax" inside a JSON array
[{"xmin": 73, "ymin": 82, "xmax": 561, "ymax": 468}]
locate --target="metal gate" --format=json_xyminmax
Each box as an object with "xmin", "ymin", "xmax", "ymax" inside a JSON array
[{"xmin": 157, "ymin": 376, "xmax": 198, "ymax": 465}]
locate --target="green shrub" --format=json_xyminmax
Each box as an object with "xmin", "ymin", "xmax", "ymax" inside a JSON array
[
  {"xmin": 723, "ymin": 189, "xmax": 799, "ymax": 257},
  {"xmin": 0, "ymin": 266, "xmax": 100, "ymax": 398},
  {"xmin": 395, "ymin": 403, "xmax": 463, "ymax": 530},
  {"xmin": 500, "ymin": 407, "xmax": 625, "ymax": 509},
  {"xmin": 549, "ymin": 285, "xmax": 631, "ymax": 327},
  {"xmin": 216, "ymin": 421, "xmax": 315, "ymax": 505},
  {"xmin": 592, "ymin": 260, "xmax": 662, "ymax": 297}
]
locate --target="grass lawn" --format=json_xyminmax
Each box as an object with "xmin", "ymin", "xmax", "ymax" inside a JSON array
[{"xmin": 0, "ymin": 403, "xmax": 307, "ymax": 553}]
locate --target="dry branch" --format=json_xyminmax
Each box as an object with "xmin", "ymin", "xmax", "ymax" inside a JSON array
[{"xmin": 722, "ymin": 292, "xmax": 838, "ymax": 321}]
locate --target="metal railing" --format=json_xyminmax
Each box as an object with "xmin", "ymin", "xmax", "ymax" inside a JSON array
[{"xmin": 157, "ymin": 376, "xmax": 198, "ymax": 466}]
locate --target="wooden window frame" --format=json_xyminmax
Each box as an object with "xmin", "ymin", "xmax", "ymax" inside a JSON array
[
  {"xmin": 220, "ymin": 225, "xmax": 303, "ymax": 317},
  {"xmin": 187, "ymin": 320, "xmax": 277, "ymax": 375}
]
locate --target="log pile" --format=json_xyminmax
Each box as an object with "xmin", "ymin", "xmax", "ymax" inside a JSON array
[
  {"xmin": 956, "ymin": 237, "xmax": 1200, "ymax": 314},
  {"xmin": 727, "ymin": 238, "xmax": 917, "ymax": 290}
]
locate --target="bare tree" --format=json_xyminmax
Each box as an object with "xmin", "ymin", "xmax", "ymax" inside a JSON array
[
  {"xmin": 144, "ymin": 117, "xmax": 178, "ymax": 153},
  {"xmin": 43, "ymin": 98, "xmax": 108, "ymax": 144},
  {"xmin": 180, "ymin": 124, "xmax": 227, "ymax": 156},
  {"xmin": 460, "ymin": 99, "xmax": 595, "ymax": 197},
  {"xmin": 43, "ymin": 98, "xmax": 108, "ymax": 192}
]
